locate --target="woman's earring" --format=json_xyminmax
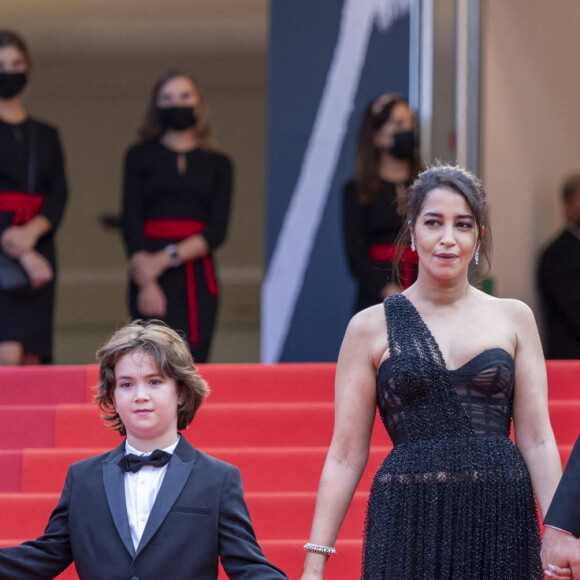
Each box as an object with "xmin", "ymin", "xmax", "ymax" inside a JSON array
[
  {"xmin": 411, "ymin": 236, "xmax": 416, "ymax": 252},
  {"xmin": 474, "ymin": 246, "xmax": 480, "ymax": 265}
]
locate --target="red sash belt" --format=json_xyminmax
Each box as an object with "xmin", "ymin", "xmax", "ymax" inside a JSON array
[
  {"xmin": 144, "ymin": 218, "xmax": 217, "ymax": 346},
  {"xmin": 368, "ymin": 243, "xmax": 418, "ymax": 289},
  {"xmin": 0, "ymin": 191, "xmax": 45, "ymax": 225}
]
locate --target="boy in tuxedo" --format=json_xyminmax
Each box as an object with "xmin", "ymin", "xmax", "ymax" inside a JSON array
[{"xmin": 0, "ymin": 320, "xmax": 288, "ymax": 580}]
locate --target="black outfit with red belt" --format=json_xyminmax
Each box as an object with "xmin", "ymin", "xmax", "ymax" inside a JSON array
[
  {"xmin": 121, "ymin": 140, "xmax": 232, "ymax": 362},
  {"xmin": 0, "ymin": 118, "xmax": 68, "ymax": 362},
  {"xmin": 343, "ymin": 179, "xmax": 417, "ymax": 313}
]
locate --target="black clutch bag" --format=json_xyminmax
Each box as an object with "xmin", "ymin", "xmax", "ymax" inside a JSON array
[
  {"xmin": 0, "ymin": 123, "xmax": 37, "ymax": 295},
  {"xmin": 0, "ymin": 251, "xmax": 30, "ymax": 292}
]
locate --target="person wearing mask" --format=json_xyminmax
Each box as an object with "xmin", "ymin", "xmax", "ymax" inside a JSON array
[
  {"xmin": 0, "ymin": 30, "xmax": 68, "ymax": 365},
  {"xmin": 343, "ymin": 93, "xmax": 421, "ymax": 313},
  {"xmin": 537, "ymin": 174, "xmax": 580, "ymax": 359},
  {"xmin": 121, "ymin": 70, "xmax": 232, "ymax": 363}
]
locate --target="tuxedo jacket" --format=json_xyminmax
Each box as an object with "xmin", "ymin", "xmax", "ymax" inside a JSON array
[
  {"xmin": 544, "ymin": 434, "xmax": 580, "ymax": 536},
  {"xmin": 0, "ymin": 437, "xmax": 287, "ymax": 580}
]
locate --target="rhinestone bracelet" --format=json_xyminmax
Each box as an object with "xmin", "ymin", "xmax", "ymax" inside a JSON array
[{"xmin": 303, "ymin": 542, "xmax": 337, "ymax": 556}]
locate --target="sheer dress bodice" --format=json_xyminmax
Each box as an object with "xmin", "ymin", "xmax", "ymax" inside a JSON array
[
  {"xmin": 377, "ymin": 294, "xmax": 514, "ymax": 446},
  {"xmin": 378, "ymin": 348, "xmax": 514, "ymax": 445}
]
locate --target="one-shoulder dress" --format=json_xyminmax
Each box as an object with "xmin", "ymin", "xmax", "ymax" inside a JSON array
[{"xmin": 362, "ymin": 294, "xmax": 542, "ymax": 579}]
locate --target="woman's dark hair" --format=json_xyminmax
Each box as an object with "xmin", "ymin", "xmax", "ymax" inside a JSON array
[
  {"xmin": 353, "ymin": 93, "xmax": 421, "ymax": 204},
  {"xmin": 395, "ymin": 163, "xmax": 492, "ymax": 280},
  {"xmin": 0, "ymin": 30, "xmax": 32, "ymax": 69},
  {"xmin": 138, "ymin": 69, "xmax": 214, "ymax": 148}
]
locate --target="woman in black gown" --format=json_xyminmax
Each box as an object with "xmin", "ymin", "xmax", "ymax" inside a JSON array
[
  {"xmin": 343, "ymin": 94, "xmax": 421, "ymax": 313},
  {"xmin": 302, "ymin": 165, "xmax": 564, "ymax": 579},
  {"xmin": 0, "ymin": 31, "xmax": 68, "ymax": 365},
  {"xmin": 121, "ymin": 70, "xmax": 232, "ymax": 363}
]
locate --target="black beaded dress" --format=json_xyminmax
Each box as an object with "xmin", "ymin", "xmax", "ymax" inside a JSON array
[
  {"xmin": 0, "ymin": 118, "xmax": 68, "ymax": 362},
  {"xmin": 121, "ymin": 140, "xmax": 232, "ymax": 363},
  {"xmin": 362, "ymin": 294, "xmax": 542, "ymax": 579}
]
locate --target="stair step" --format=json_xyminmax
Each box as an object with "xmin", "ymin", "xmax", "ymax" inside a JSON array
[
  {"xmin": 53, "ymin": 403, "xmax": 393, "ymax": 448},
  {"xmin": 0, "ymin": 406, "xmax": 56, "ymax": 449},
  {"xmin": 195, "ymin": 362, "xmax": 337, "ymax": 402},
  {"xmin": 0, "ymin": 491, "xmax": 369, "ymax": 540},
  {"xmin": 17, "ymin": 446, "xmax": 390, "ymax": 493},
  {"xmin": 0, "ymin": 366, "xmax": 90, "ymax": 405},
  {"xmin": 546, "ymin": 361, "xmax": 580, "ymax": 398},
  {"xmin": 0, "ymin": 361, "xmax": 577, "ymax": 405},
  {"xmin": 43, "ymin": 399, "xmax": 580, "ymax": 448}
]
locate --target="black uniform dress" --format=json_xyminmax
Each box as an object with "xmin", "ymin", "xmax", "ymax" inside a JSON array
[
  {"xmin": 343, "ymin": 179, "xmax": 417, "ymax": 313},
  {"xmin": 121, "ymin": 140, "xmax": 232, "ymax": 362},
  {"xmin": 362, "ymin": 294, "xmax": 542, "ymax": 579},
  {"xmin": 537, "ymin": 227, "xmax": 580, "ymax": 359},
  {"xmin": 0, "ymin": 118, "xmax": 68, "ymax": 362}
]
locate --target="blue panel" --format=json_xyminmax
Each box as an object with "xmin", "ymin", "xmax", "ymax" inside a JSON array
[
  {"xmin": 266, "ymin": 0, "xmax": 343, "ymax": 261},
  {"xmin": 267, "ymin": 2, "xmax": 410, "ymax": 362}
]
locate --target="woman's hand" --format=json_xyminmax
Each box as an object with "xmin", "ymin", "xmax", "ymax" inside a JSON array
[
  {"xmin": 130, "ymin": 250, "xmax": 171, "ymax": 287},
  {"xmin": 19, "ymin": 250, "xmax": 53, "ymax": 289},
  {"xmin": 1, "ymin": 225, "xmax": 38, "ymax": 258},
  {"xmin": 137, "ymin": 282, "xmax": 167, "ymax": 318}
]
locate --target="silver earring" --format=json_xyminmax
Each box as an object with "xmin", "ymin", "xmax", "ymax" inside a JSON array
[
  {"xmin": 411, "ymin": 236, "xmax": 416, "ymax": 252},
  {"xmin": 474, "ymin": 246, "xmax": 480, "ymax": 265}
]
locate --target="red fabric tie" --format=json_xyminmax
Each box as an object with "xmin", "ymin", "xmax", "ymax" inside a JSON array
[
  {"xmin": 144, "ymin": 219, "xmax": 218, "ymax": 345},
  {"xmin": 0, "ymin": 191, "xmax": 45, "ymax": 225},
  {"xmin": 368, "ymin": 243, "xmax": 418, "ymax": 289}
]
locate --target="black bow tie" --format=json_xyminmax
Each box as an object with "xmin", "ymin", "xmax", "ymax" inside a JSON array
[{"xmin": 118, "ymin": 449, "xmax": 172, "ymax": 473}]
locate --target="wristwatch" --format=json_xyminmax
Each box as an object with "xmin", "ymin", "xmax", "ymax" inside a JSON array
[{"xmin": 164, "ymin": 244, "xmax": 181, "ymax": 268}]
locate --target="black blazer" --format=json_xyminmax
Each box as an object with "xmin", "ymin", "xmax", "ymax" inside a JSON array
[
  {"xmin": 537, "ymin": 229, "xmax": 580, "ymax": 359},
  {"xmin": 544, "ymin": 434, "xmax": 580, "ymax": 537},
  {"xmin": 0, "ymin": 437, "xmax": 287, "ymax": 580}
]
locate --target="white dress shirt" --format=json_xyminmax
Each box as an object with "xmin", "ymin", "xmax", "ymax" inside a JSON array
[{"xmin": 123, "ymin": 438, "xmax": 179, "ymax": 550}]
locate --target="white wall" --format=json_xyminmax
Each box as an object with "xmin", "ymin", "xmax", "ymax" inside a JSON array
[{"xmin": 481, "ymin": 0, "xmax": 580, "ymax": 310}]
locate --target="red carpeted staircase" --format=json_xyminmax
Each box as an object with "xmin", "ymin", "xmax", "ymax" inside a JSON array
[{"xmin": 0, "ymin": 361, "xmax": 579, "ymax": 579}]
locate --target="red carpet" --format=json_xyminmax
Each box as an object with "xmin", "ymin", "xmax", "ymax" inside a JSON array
[{"xmin": 0, "ymin": 361, "xmax": 578, "ymax": 579}]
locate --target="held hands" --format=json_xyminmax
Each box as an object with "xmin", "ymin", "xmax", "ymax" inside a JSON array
[
  {"xmin": 130, "ymin": 250, "xmax": 171, "ymax": 287},
  {"xmin": 542, "ymin": 527, "xmax": 580, "ymax": 579},
  {"xmin": 19, "ymin": 250, "xmax": 53, "ymax": 289},
  {"xmin": 137, "ymin": 282, "xmax": 167, "ymax": 318},
  {"xmin": 1, "ymin": 225, "xmax": 38, "ymax": 258}
]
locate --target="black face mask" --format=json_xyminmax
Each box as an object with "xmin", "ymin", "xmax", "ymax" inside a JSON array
[
  {"xmin": 389, "ymin": 130, "xmax": 416, "ymax": 159},
  {"xmin": 158, "ymin": 106, "xmax": 197, "ymax": 131},
  {"xmin": 0, "ymin": 72, "xmax": 28, "ymax": 99}
]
